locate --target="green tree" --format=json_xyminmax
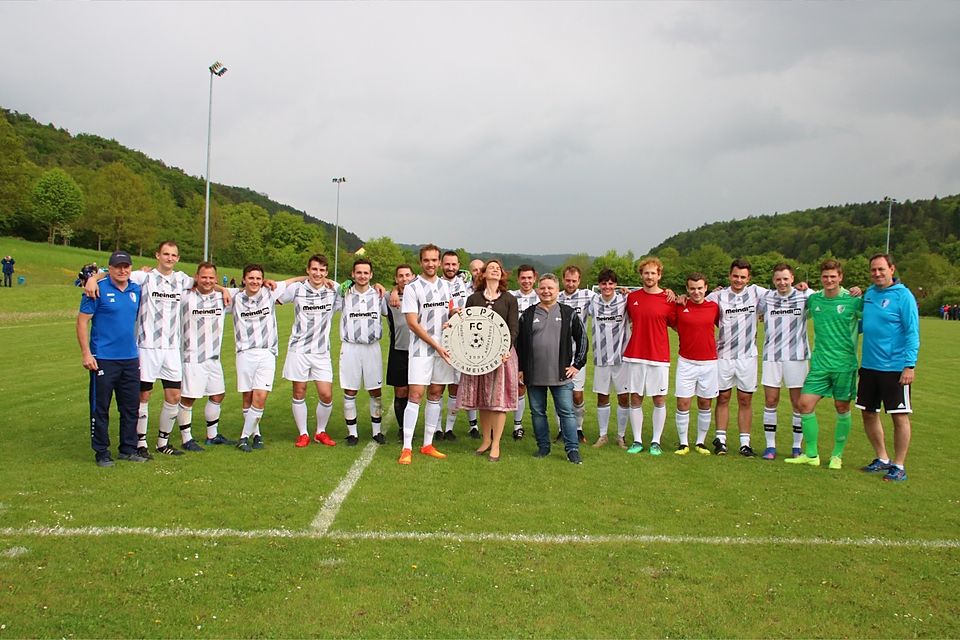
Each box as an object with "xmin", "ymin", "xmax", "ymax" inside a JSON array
[
  {"xmin": 31, "ymin": 167, "xmax": 84, "ymax": 243},
  {"xmin": 591, "ymin": 250, "xmax": 639, "ymax": 286},
  {"xmin": 362, "ymin": 236, "xmax": 408, "ymax": 286},
  {"xmin": 562, "ymin": 253, "xmax": 594, "ymax": 283},
  {"xmin": 220, "ymin": 203, "xmax": 269, "ymax": 267},
  {"xmin": 81, "ymin": 162, "xmax": 152, "ymax": 251},
  {"xmin": 0, "ymin": 116, "xmax": 38, "ymax": 233}
]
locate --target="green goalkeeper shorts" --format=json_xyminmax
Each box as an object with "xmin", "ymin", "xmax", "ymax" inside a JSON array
[{"xmin": 801, "ymin": 369, "xmax": 857, "ymax": 401}]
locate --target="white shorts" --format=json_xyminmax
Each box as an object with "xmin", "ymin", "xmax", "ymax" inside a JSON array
[
  {"xmin": 236, "ymin": 349, "xmax": 276, "ymax": 392},
  {"xmin": 139, "ymin": 348, "xmax": 182, "ymax": 383},
  {"xmin": 571, "ymin": 366, "xmax": 587, "ymax": 392},
  {"xmin": 718, "ymin": 357, "xmax": 758, "ymax": 393},
  {"xmin": 675, "ymin": 357, "xmax": 719, "ymax": 399},
  {"xmin": 282, "ymin": 350, "xmax": 333, "ymax": 383},
  {"xmin": 408, "ymin": 354, "xmax": 458, "ymax": 386},
  {"xmin": 626, "ymin": 362, "xmax": 670, "ymax": 397},
  {"xmin": 339, "ymin": 342, "xmax": 383, "ymax": 391},
  {"xmin": 592, "ymin": 363, "xmax": 630, "ymax": 396},
  {"xmin": 761, "ymin": 360, "xmax": 810, "ymax": 389},
  {"xmin": 181, "ymin": 359, "xmax": 226, "ymax": 399}
]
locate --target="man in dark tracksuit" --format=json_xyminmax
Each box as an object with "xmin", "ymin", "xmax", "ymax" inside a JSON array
[
  {"xmin": 516, "ymin": 273, "xmax": 589, "ymax": 464},
  {"xmin": 76, "ymin": 251, "xmax": 147, "ymax": 466}
]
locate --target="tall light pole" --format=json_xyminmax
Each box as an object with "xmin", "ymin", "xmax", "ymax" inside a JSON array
[
  {"xmin": 332, "ymin": 177, "xmax": 347, "ymax": 281},
  {"xmin": 203, "ymin": 61, "xmax": 228, "ymax": 262},
  {"xmin": 883, "ymin": 196, "xmax": 898, "ymax": 254}
]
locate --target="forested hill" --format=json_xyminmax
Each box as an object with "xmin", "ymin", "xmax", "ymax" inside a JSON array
[
  {"xmin": 648, "ymin": 196, "xmax": 960, "ymax": 264},
  {"xmin": 0, "ymin": 107, "xmax": 361, "ymax": 270}
]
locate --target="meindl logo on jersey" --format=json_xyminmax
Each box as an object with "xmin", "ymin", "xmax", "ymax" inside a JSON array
[
  {"xmin": 192, "ymin": 308, "xmax": 222, "ymax": 316},
  {"xmin": 724, "ymin": 305, "xmax": 755, "ymax": 315},
  {"xmin": 423, "ymin": 301, "xmax": 448, "ymax": 309},
  {"xmin": 596, "ymin": 314, "xmax": 622, "ymax": 322},
  {"xmin": 769, "ymin": 308, "xmax": 803, "ymax": 316},
  {"xmin": 302, "ymin": 303, "xmax": 333, "ymax": 312},
  {"xmin": 240, "ymin": 308, "xmax": 271, "ymax": 318},
  {"xmin": 152, "ymin": 291, "xmax": 181, "ymax": 301},
  {"xmin": 349, "ymin": 311, "xmax": 379, "ymax": 318}
]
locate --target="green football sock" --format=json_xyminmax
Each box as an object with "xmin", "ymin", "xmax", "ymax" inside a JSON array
[
  {"xmin": 832, "ymin": 412, "xmax": 851, "ymax": 458},
  {"xmin": 800, "ymin": 413, "xmax": 819, "ymax": 458}
]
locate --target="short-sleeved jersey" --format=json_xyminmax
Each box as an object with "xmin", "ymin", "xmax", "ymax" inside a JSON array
[
  {"xmin": 510, "ymin": 289, "xmax": 540, "ymax": 314},
  {"xmin": 757, "ymin": 287, "xmax": 814, "ymax": 362},
  {"xmin": 180, "ymin": 289, "xmax": 226, "ymax": 363},
  {"xmin": 279, "ymin": 281, "xmax": 341, "ymax": 354},
  {"xmin": 80, "ymin": 279, "xmax": 141, "ymax": 360},
  {"xmin": 806, "ymin": 290, "xmax": 863, "ymax": 372},
  {"xmin": 444, "ymin": 276, "xmax": 470, "ymax": 310},
  {"xmin": 340, "ymin": 286, "xmax": 384, "ymax": 345},
  {"xmin": 622, "ymin": 289, "xmax": 675, "ymax": 365},
  {"xmin": 589, "ymin": 293, "xmax": 628, "ymax": 366},
  {"xmin": 674, "ymin": 300, "xmax": 720, "ymax": 361},
  {"xmin": 130, "ymin": 269, "xmax": 193, "ymax": 350},
  {"xmin": 230, "ymin": 282, "xmax": 288, "ymax": 356},
  {"xmin": 558, "ymin": 288, "xmax": 594, "ymax": 321},
  {"xmin": 386, "ymin": 292, "xmax": 411, "ymax": 352},
  {"xmin": 707, "ymin": 284, "xmax": 766, "ymax": 359},
  {"xmin": 401, "ymin": 275, "xmax": 453, "ymax": 357}
]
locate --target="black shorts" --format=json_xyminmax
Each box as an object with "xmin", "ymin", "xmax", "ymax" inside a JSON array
[
  {"xmin": 386, "ymin": 348, "xmax": 408, "ymax": 388},
  {"xmin": 855, "ymin": 368, "xmax": 912, "ymax": 414}
]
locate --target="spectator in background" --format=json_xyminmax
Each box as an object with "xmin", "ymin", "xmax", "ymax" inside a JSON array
[{"xmin": 2, "ymin": 255, "xmax": 15, "ymax": 287}]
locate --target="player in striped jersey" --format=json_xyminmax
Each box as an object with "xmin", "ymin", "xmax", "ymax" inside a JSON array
[
  {"xmin": 757, "ymin": 263, "xmax": 814, "ymax": 459},
  {"xmin": 386, "ymin": 264, "xmax": 415, "ymax": 440},
  {"xmin": 398, "ymin": 244, "xmax": 457, "ymax": 464},
  {"xmin": 706, "ymin": 259, "xmax": 768, "ymax": 457},
  {"xmin": 177, "ymin": 262, "xmax": 236, "ymax": 450},
  {"xmin": 438, "ymin": 251, "xmax": 477, "ymax": 440},
  {"xmin": 230, "ymin": 263, "xmax": 306, "ymax": 452},
  {"xmin": 279, "ymin": 255, "xmax": 341, "ymax": 449},
  {"xmin": 84, "ymin": 240, "xmax": 195, "ymax": 458},
  {"xmin": 588, "ymin": 269, "xmax": 630, "ymax": 449},
  {"xmin": 622, "ymin": 258, "xmax": 675, "ymax": 456},
  {"xmin": 557, "ymin": 265, "xmax": 595, "ymax": 442},
  {"xmin": 787, "ymin": 259, "xmax": 863, "ymax": 470},
  {"xmin": 509, "ymin": 264, "xmax": 539, "ymax": 440},
  {"xmin": 672, "ymin": 273, "xmax": 721, "ymax": 455},
  {"xmin": 339, "ymin": 258, "xmax": 387, "ymax": 446}
]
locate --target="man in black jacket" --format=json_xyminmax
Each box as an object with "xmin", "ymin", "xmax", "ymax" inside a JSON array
[{"xmin": 516, "ymin": 273, "xmax": 589, "ymax": 464}]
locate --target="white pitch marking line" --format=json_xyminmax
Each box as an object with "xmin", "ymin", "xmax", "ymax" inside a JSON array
[
  {"xmin": 310, "ymin": 441, "xmax": 379, "ymax": 534},
  {"xmin": 0, "ymin": 526, "xmax": 958, "ymax": 549}
]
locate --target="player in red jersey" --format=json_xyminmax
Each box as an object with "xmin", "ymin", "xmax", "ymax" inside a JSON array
[
  {"xmin": 671, "ymin": 273, "xmax": 721, "ymax": 455},
  {"xmin": 622, "ymin": 258, "xmax": 676, "ymax": 456}
]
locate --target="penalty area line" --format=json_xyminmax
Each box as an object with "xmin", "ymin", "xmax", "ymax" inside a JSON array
[
  {"xmin": 310, "ymin": 441, "xmax": 379, "ymax": 534},
  {"xmin": 0, "ymin": 526, "xmax": 958, "ymax": 550}
]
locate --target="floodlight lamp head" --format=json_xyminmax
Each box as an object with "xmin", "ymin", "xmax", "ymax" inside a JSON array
[{"xmin": 209, "ymin": 61, "xmax": 227, "ymax": 76}]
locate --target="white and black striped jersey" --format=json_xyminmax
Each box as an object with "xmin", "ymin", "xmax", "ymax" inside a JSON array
[
  {"xmin": 706, "ymin": 284, "xmax": 766, "ymax": 359},
  {"xmin": 757, "ymin": 287, "xmax": 813, "ymax": 362},
  {"xmin": 510, "ymin": 289, "xmax": 540, "ymax": 314},
  {"xmin": 401, "ymin": 275, "xmax": 453, "ymax": 357},
  {"xmin": 444, "ymin": 276, "xmax": 470, "ymax": 310},
  {"xmin": 589, "ymin": 292, "xmax": 628, "ymax": 366},
  {"xmin": 279, "ymin": 281, "xmax": 341, "ymax": 354},
  {"xmin": 558, "ymin": 288, "xmax": 595, "ymax": 321},
  {"xmin": 230, "ymin": 282, "xmax": 288, "ymax": 356},
  {"xmin": 180, "ymin": 289, "xmax": 226, "ymax": 363},
  {"xmin": 130, "ymin": 269, "xmax": 193, "ymax": 350},
  {"xmin": 340, "ymin": 286, "xmax": 385, "ymax": 345}
]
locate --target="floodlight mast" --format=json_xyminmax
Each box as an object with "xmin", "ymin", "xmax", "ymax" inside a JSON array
[
  {"xmin": 203, "ymin": 61, "xmax": 227, "ymax": 262},
  {"xmin": 883, "ymin": 196, "xmax": 898, "ymax": 255},
  {"xmin": 332, "ymin": 177, "xmax": 347, "ymax": 281}
]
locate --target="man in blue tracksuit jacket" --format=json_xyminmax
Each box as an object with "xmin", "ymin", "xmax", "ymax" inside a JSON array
[{"xmin": 855, "ymin": 254, "xmax": 920, "ymax": 482}]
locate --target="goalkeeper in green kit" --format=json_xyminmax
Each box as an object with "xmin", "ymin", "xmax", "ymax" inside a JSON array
[{"xmin": 786, "ymin": 259, "xmax": 863, "ymax": 469}]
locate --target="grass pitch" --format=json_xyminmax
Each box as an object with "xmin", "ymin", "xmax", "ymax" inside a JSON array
[{"xmin": 0, "ymin": 237, "xmax": 958, "ymax": 638}]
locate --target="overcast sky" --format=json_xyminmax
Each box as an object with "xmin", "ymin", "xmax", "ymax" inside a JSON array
[{"xmin": 2, "ymin": 1, "xmax": 958, "ymax": 255}]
